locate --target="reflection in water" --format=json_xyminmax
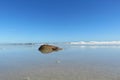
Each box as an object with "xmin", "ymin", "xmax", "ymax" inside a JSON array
[{"xmin": 38, "ymin": 44, "xmax": 62, "ymax": 54}]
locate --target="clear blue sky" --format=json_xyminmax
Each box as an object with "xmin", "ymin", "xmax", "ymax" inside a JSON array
[{"xmin": 0, "ymin": 0, "xmax": 120, "ymax": 43}]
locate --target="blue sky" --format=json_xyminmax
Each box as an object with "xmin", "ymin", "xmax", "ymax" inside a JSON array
[{"xmin": 0, "ymin": 0, "xmax": 120, "ymax": 43}]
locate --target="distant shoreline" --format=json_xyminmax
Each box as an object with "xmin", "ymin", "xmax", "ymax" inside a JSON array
[{"xmin": 1, "ymin": 41, "xmax": 120, "ymax": 46}]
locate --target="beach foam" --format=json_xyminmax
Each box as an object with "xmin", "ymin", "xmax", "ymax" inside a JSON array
[{"xmin": 69, "ymin": 41, "xmax": 120, "ymax": 45}]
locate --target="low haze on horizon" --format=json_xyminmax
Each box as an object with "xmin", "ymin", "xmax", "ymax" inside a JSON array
[{"xmin": 0, "ymin": 0, "xmax": 120, "ymax": 43}]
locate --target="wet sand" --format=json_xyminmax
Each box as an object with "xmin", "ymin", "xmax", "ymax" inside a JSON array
[
  {"xmin": 0, "ymin": 45, "xmax": 120, "ymax": 80},
  {"xmin": 1, "ymin": 65, "xmax": 120, "ymax": 80}
]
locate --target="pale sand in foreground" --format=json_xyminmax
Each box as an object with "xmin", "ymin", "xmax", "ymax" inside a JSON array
[{"xmin": 0, "ymin": 63, "xmax": 120, "ymax": 80}]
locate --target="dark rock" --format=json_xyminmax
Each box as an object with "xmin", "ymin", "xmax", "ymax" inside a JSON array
[{"xmin": 38, "ymin": 44, "xmax": 62, "ymax": 53}]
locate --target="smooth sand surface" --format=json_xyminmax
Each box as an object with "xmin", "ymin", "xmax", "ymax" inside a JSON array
[{"xmin": 0, "ymin": 45, "xmax": 120, "ymax": 80}]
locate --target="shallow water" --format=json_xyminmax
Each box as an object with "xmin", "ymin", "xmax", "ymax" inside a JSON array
[{"xmin": 0, "ymin": 44, "xmax": 120, "ymax": 80}]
